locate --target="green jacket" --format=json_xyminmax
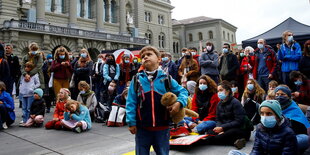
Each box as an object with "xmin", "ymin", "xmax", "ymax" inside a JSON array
[{"xmin": 21, "ymin": 53, "xmax": 45, "ymax": 89}]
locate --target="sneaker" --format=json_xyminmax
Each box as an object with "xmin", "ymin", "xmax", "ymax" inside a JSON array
[
  {"xmin": 234, "ymin": 138, "xmax": 246, "ymax": 150},
  {"xmin": 73, "ymin": 127, "xmax": 82, "ymax": 133},
  {"xmin": 19, "ymin": 123, "xmax": 26, "ymax": 127},
  {"xmin": 19, "ymin": 121, "xmax": 24, "ymax": 125},
  {"xmin": 2, "ymin": 123, "xmax": 8, "ymax": 129}
]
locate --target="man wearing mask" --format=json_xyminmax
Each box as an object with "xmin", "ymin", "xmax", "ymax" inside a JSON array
[
  {"xmin": 4, "ymin": 44, "xmax": 21, "ymax": 95},
  {"xmin": 218, "ymin": 43, "xmax": 239, "ymax": 82},
  {"xmin": 190, "ymin": 47, "xmax": 200, "ymax": 64},
  {"xmin": 161, "ymin": 52, "xmax": 178, "ymax": 80},
  {"xmin": 277, "ymin": 31, "xmax": 302, "ymax": 86},
  {"xmin": 199, "ymin": 42, "xmax": 219, "ymax": 83},
  {"xmin": 252, "ymin": 39, "xmax": 277, "ymax": 91}
]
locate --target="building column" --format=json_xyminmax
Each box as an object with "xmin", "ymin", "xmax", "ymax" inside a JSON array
[
  {"xmin": 119, "ymin": 0, "xmax": 126, "ymax": 34},
  {"xmin": 36, "ymin": 0, "xmax": 45, "ymax": 23},
  {"xmin": 96, "ymin": 0, "xmax": 104, "ymax": 31},
  {"xmin": 106, "ymin": 0, "xmax": 111, "ymax": 23},
  {"xmin": 134, "ymin": 0, "xmax": 144, "ymax": 30},
  {"xmin": 69, "ymin": 0, "xmax": 78, "ymax": 28}
]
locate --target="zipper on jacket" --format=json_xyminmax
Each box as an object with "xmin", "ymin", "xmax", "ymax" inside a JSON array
[{"xmin": 151, "ymin": 81, "xmax": 156, "ymax": 127}]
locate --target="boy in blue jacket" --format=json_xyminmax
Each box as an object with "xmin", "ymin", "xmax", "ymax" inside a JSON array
[{"xmin": 126, "ymin": 46, "xmax": 188, "ymax": 155}]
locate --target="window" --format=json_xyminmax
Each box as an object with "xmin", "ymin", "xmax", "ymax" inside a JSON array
[
  {"xmin": 209, "ymin": 31, "xmax": 213, "ymax": 39},
  {"xmin": 223, "ymin": 31, "xmax": 226, "ymax": 39},
  {"xmin": 189, "ymin": 33, "xmax": 193, "ymax": 42},
  {"xmin": 231, "ymin": 34, "xmax": 234, "ymax": 42},
  {"xmin": 45, "ymin": 0, "xmax": 64, "ymax": 13},
  {"xmin": 145, "ymin": 11, "xmax": 151, "ymax": 22},
  {"xmin": 158, "ymin": 15, "xmax": 164, "ymax": 25},
  {"xmin": 77, "ymin": 0, "xmax": 92, "ymax": 19},
  {"xmin": 145, "ymin": 31, "xmax": 152, "ymax": 44},
  {"xmin": 45, "ymin": 0, "xmax": 52, "ymax": 12},
  {"xmin": 176, "ymin": 42, "xmax": 179, "ymax": 53},
  {"xmin": 227, "ymin": 33, "xmax": 230, "ymax": 41},
  {"xmin": 54, "ymin": 0, "xmax": 64, "ymax": 13},
  {"xmin": 173, "ymin": 42, "xmax": 176, "ymax": 53},
  {"xmin": 159, "ymin": 33, "xmax": 165, "ymax": 48},
  {"xmin": 198, "ymin": 32, "xmax": 203, "ymax": 40},
  {"xmin": 111, "ymin": 0, "xmax": 117, "ymax": 23}
]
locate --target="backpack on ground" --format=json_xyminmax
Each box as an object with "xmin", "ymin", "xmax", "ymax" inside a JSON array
[
  {"xmin": 107, "ymin": 103, "xmax": 126, "ymax": 127},
  {"xmin": 94, "ymin": 102, "xmax": 110, "ymax": 123}
]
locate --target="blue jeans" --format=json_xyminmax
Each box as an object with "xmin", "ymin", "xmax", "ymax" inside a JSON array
[
  {"xmin": 0, "ymin": 104, "xmax": 7, "ymax": 127},
  {"xmin": 296, "ymin": 134, "xmax": 309, "ymax": 150},
  {"xmin": 22, "ymin": 96, "xmax": 34, "ymax": 123},
  {"xmin": 184, "ymin": 117, "xmax": 216, "ymax": 134},
  {"xmin": 136, "ymin": 128, "xmax": 170, "ymax": 155},
  {"xmin": 228, "ymin": 150, "xmax": 247, "ymax": 155},
  {"xmin": 257, "ymin": 75, "xmax": 270, "ymax": 92}
]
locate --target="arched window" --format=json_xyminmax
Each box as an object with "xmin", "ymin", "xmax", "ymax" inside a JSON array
[
  {"xmin": 223, "ymin": 31, "xmax": 226, "ymax": 39},
  {"xmin": 159, "ymin": 33, "xmax": 165, "ymax": 48},
  {"xmin": 173, "ymin": 42, "xmax": 176, "ymax": 53},
  {"xmin": 111, "ymin": 0, "xmax": 117, "ymax": 23},
  {"xmin": 198, "ymin": 32, "xmax": 203, "ymax": 40},
  {"xmin": 189, "ymin": 33, "xmax": 193, "ymax": 42},
  {"xmin": 208, "ymin": 31, "xmax": 213, "ymax": 39},
  {"xmin": 77, "ymin": 0, "xmax": 82, "ymax": 17}
]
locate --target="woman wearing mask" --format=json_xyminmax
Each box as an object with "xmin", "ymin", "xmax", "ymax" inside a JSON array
[
  {"xmin": 275, "ymin": 85, "xmax": 310, "ymax": 151},
  {"xmin": 203, "ymin": 81, "xmax": 251, "ymax": 149},
  {"xmin": 118, "ymin": 54, "xmax": 134, "ymax": 94},
  {"xmin": 199, "ymin": 42, "xmax": 219, "ymax": 83},
  {"xmin": 241, "ymin": 79, "xmax": 265, "ymax": 125},
  {"xmin": 240, "ymin": 46, "xmax": 254, "ymax": 88},
  {"xmin": 72, "ymin": 49, "xmax": 93, "ymax": 99},
  {"xmin": 102, "ymin": 54, "xmax": 120, "ymax": 92},
  {"xmin": 178, "ymin": 51, "xmax": 200, "ymax": 87},
  {"xmin": 92, "ymin": 54, "xmax": 104, "ymax": 103},
  {"xmin": 185, "ymin": 75, "xmax": 220, "ymax": 134}
]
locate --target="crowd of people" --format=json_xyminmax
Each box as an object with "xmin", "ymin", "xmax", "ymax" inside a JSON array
[{"xmin": 0, "ymin": 29, "xmax": 310, "ymax": 154}]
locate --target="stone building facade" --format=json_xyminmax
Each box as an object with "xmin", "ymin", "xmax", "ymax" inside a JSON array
[
  {"xmin": 172, "ymin": 16, "xmax": 237, "ymax": 58},
  {"xmin": 0, "ymin": 0, "xmax": 174, "ymax": 60}
]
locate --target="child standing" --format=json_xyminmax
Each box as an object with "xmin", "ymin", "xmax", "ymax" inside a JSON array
[
  {"xmin": 19, "ymin": 62, "xmax": 40, "ymax": 124},
  {"xmin": 20, "ymin": 88, "xmax": 45, "ymax": 127},
  {"xmin": 45, "ymin": 88, "xmax": 71, "ymax": 130},
  {"xmin": 126, "ymin": 46, "xmax": 188, "ymax": 155},
  {"xmin": 61, "ymin": 100, "xmax": 91, "ymax": 133}
]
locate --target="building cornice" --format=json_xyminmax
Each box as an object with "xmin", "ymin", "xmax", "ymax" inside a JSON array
[{"xmin": 145, "ymin": 0, "xmax": 174, "ymax": 9}]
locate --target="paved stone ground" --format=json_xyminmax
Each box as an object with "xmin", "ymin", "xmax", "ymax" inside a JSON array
[{"xmin": 0, "ymin": 99, "xmax": 254, "ymax": 155}]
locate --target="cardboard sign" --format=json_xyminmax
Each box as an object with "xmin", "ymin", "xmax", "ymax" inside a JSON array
[{"xmin": 170, "ymin": 135, "xmax": 208, "ymax": 145}]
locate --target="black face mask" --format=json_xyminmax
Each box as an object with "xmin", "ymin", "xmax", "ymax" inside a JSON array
[
  {"xmin": 275, "ymin": 96, "xmax": 290, "ymax": 107},
  {"xmin": 185, "ymin": 55, "xmax": 191, "ymax": 59},
  {"xmin": 107, "ymin": 59, "xmax": 114, "ymax": 64}
]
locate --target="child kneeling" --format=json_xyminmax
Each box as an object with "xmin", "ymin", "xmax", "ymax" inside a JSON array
[
  {"xmin": 20, "ymin": 88, "xmax": 45, "ymax": 127},
  {"xmin": 61, "ymin": 100, "xmax": 92, "ymax": 133}
]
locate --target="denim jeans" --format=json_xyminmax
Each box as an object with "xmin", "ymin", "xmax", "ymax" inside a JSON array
[
  {"xmin": 296, "ymin": 134, "xmax": 309, "ymax": 150},
  {"xmin": 22, "ymin": 96, "xmax": 34, "ymax": 123},
  {"xmin": 135, "ymin": 128, "xmax": 170, "ymax": 155},
  {"xmin": 0, "ymin": 104, "xmax": 7, "ymax": 127},
  {"xmin": 184, "ymin": 117, "xmax": 216, "ymax": 134},
  {"xmin": 228, "ymin": 150, "xmax": 248, "ymax": 155},
  {"xmin": 257, "ymin": 75, "xmax": 270, "ymax": 92}
]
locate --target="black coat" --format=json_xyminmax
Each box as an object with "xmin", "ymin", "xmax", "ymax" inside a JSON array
[
  {"xmin": 6, "ymin": 54, "xmax": 21, "ymax": 80},
  {"xmin": 0, "ymin": 58, "xmax": 11, "ymax": 84},
  {"xmin": 250, "ymin": 118, "xmax": 298, "ymax": 155},
  {"xmin": 216, "ymin": 96, "xmax": 246, "ymax": 131},
  {"xmin": 218, "ymin": 53, "xmax": 239, "ymax": 80},
  {"xmin": 30, "ymin": 99, "xmax": 46, "ymax": 116}
]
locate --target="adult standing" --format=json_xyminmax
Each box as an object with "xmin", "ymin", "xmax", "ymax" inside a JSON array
[
  {"xmin": 21, "ymin": 42, "xmax": 45, "ymax": 89},
  {"xmin": 161, "ymin": 52, "xmax": 178, "ymax": 80},
  {"xmin": 253, "ymin": 39, "xmax": 277, "ymax": 91},
  {"xmin": 218, "ymin": 43, "xmax": 239, "ymax": 82},
  {"xmin": 4, "ymin": 44, "xmax": 21, "ymax": 95},
  {"xmin": 72, "ymin": 48, "xmax": 93, "ymax": 100},
  {"xmin": 299, "ymin": 40, "xmax": 310, "ymax": 78},
  {"xmin": 91, "ymin": 54, "xmax": 104, "ymax": 104},
  {"xmin": 199, "ymin": 42, "xmax": 219, "ymax": 83},
  {"xmin": 240, "ymin": 46, "xmax": 254, "ymax": 88},
  {"xmin": 178, "ymin": 50, "xmax": 200, "ymax": 87},
  {"xmin": 277, "ymin": 31, "xmax": 302, "ymax": 85},
  {"xmin": 0, "ymin": 44, "xmax": 11, "ymax": 86}
]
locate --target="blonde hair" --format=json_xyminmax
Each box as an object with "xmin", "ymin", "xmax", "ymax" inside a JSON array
[
  {"xmin": 242, "ymin": 79, "xmax": 265, "ymax": 103},
  {"xmin": 139, "ymin": 46, "xmax": 160, "ymax": 58},
  {"xmin": 57, "ymin": 88, "xmax": 71, "ymax": 102},
  {"xmin": 65, "ymin": 100, "xmax": 81, "ymax": 113},
  {"xmin": 29, "ymin": 42, "xmax": 39, "ymax": 51},
  {"xmin": 78, "ymin": 48, "xmax": 92, "ymax": 62},
  {"xmin": 282, "ymin": 30, "xmax": 293, "ymax": 43}
]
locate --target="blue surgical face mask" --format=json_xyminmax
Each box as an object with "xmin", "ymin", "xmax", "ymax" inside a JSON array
[
  {"xmin": 199, "ymin": 84, "xmax": 208, "ymax": 91},
  {"xmin": 162, "ymin": 57, "xmax": 168, "ymax": 62},
  {"xmin": 81, "ymin": 53, "xmax": 87, "ymax": 58},
  {"xmin": 80, "ymin": 90, "xmax": 85, "ymax": 94},
  {"xmin": 98, "ymin": 59, "xmax": 103, "ymax": 63},
  {"xmin": 218, "ymin": 91, "xmax": 227, "ymax": 100},
  {"xmin": 182, "ymin": 53, "xmax": 185, "ymax": 57},
  {"xmin": 247, "ymin": 84, "xmax": 254, "ymax": 91},
  {"xmin": 294, "ymin": 80, "xmax": 303, "ymax": 86},
  {"xmin": 69, "ymin": 55, "xmax": 73, "ymax": 59},
  {"xmin": 222, "ymin": 48, "xmax": 229, "ymax": 53},
  {"xmin": 232, "ymin": 87, "xmax": 237, "ymax": 93},
  {"xmin": 288, "ymin": 36, "xmax": 294, "ymax": 42},
  {"xmin": 124, "ymin": 60, "xmax": 130, "ymax": 63},
  {"xmin": 191, "ymin": 52, "xmax": 196, "ymax": 56},
  {"xmin": 32, "ymin": 51, "xmax": 37, "ymax": 55},
  {"xmin": 133, "ymin": 59, "xmax": 138, "ymax": 63},
  {"xmin": 240, "ymin": 53, "xmax": 245, "ymax": 57},
  {"xmin": 257, "ymin": 43, "xmax": 264, "ymax": 49},
  {"xmin": 261, "ymin": 116, "xmax": 277, "ymax": 128},
  {"xmin": 59, "ymin": 55, "xmax": 65, "ymax": 59},
  {"xmin": 48, "ymin": 59, "xmax": 53, "ymax": 63}
]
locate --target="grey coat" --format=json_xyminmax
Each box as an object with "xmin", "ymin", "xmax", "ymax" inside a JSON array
[{"xmin": 199, "ymin": 51, "xmax": 219, "ymax": 76}]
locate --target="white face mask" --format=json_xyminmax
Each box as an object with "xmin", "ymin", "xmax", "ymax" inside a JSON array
[
  {"xmin": 182, "ymin": 53, "xmax": 185, "ymax": 57},
  {"xmin": 206, "ymin": 46, "xmax": 212, "ymax": 51}
]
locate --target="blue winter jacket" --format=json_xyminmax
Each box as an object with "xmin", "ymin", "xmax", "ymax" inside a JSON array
[
  {"xmin": 161, "ymin": 60, "xmax": 178, "ymax": 80},
  {"xmin": 250, "ymin": 118, "xmax": 298, "ymax": 155},
  {"xmin": 64, "ymin": 104, "xmax": 92, "ymax": 129},
  {"xmin": 0, "ymin": 91, "xmax": 15, "ymax": 122},
  {"xmin": 126, "ymin": 69, "xmax": 188, "ymax": 128},
  {"xmin": 277, "ymin": 42, "xmax": 302, "ymax": 72},
  {"xmin": 102, "ymin": 64, "xmax": 120, "ymax": 84}
]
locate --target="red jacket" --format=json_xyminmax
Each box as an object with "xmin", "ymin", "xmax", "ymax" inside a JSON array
[
  {"xmin": 50, "ymin": 60, "xmax": 73, "ymax": 79},
  {"xmin": 53, "ymin": 101, "xmax": 65, "ymax": 119},
  {"xmin": 295, "ymin": 80, "xmax": 310, "ymax": 106},
  {"xmin": 252, "ymin": 46, "xmax": 277, "ymax": 79},
  {"xmin": 240, "ymin": 56, "xmax": 254, "ymax": 75},
  {"xmin": 191, "ymin": 93, "xmax": 220, "ymax": 121}
]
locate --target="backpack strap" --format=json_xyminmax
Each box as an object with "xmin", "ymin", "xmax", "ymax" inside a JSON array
[{"xmin": 164, "ymin": 75, "xmax": 172, "ymax": 92}]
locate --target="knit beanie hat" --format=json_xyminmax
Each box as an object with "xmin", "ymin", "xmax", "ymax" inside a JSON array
[
  {"xmin": 274, "ymin": 86, "xmax": 291, "ymax": 98},
  {"xmin": 34, "ymin": 88, "xmax": 44, "ymax": 98},
  {"xmin": 259, "ymin": 100, "xmax": 282, "ymax": 119}
]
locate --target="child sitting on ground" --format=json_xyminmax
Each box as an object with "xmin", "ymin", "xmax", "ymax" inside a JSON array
[
  {"xmin": 77, "ymin": 81, "xmax": 97, "ymax": 121},
  {"xmin": 19, "ymin": 62, "xmax": 40, "ymax": 124},
  {"xmin": 20, "ymin": 88, "xmax": 45, "ymax": 127},
  {"xmin": 61, "ymin": 100, "xmax": 91, "ymax": 133},
  {"xmin": 45, "ymin": 88, "xmax": 71, "ymax": 130}
]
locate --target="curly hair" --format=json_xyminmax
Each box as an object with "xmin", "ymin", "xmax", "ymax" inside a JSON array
[
  {"xmin": 54, "ymin": 46, "xmax": 69, "ymax": 61},
  {"xmin": 195, "ymin": 75, "xmax": 217, "ymax": 95},
  {"xmin": 242, "ymin": 79, "xmax": 265, "ymax": 102}
]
